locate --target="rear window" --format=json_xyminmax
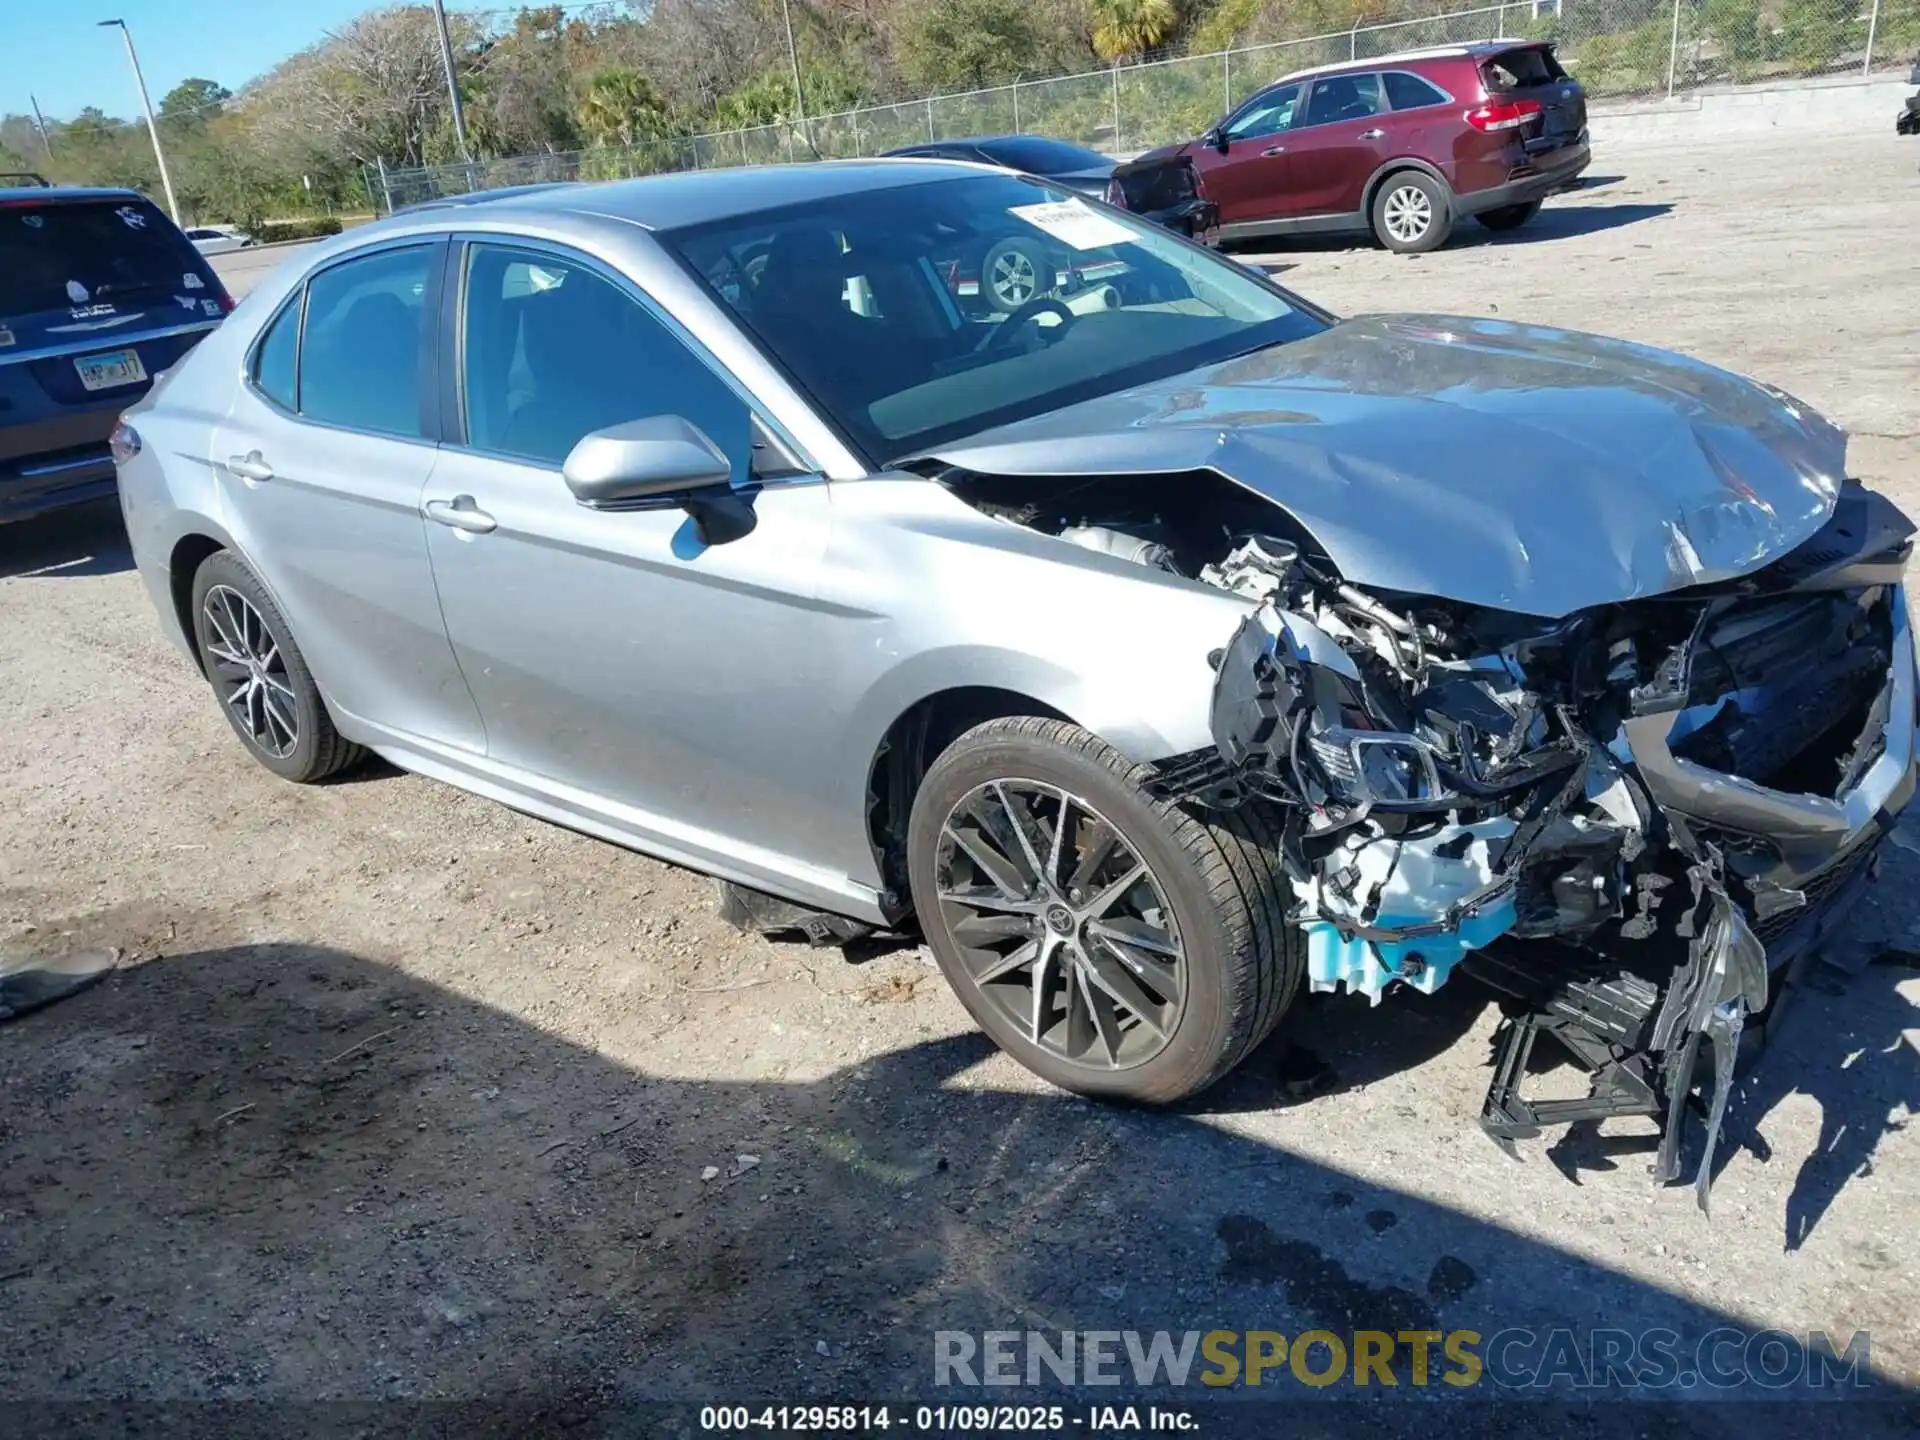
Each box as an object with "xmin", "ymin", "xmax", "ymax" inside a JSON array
[
  {"xmin": 977, "ymin": 138, "xmax": 1112, "ymax": 174},
  {"xmin": 1483, "ymin": 46, "xmax": 1567, "ymax": 91},
  {"xmin": 0, "ymin": 197, "xmax": 213, "ymax": 317}
]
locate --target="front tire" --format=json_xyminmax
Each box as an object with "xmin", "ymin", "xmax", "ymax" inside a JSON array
[
  {"xmin": 190, "ymin": 550, "xmax": 364, "ymax": 784},
  {"xmin": 1371, "ymin": 171, "xmax": 1453, "ymax": 254},
  {"xmin": 907, "ymin": 717, "xmax": 1300, "ymax": 1103},
  {"xmin": 1478, "ymin": 200, "xmax": 1542, "ymax": 232}
]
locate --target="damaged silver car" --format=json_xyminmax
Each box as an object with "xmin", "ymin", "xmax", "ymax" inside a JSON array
[{"xmin": 116, "ymin": 163, "xmax": 1914, "ymax": 1202}]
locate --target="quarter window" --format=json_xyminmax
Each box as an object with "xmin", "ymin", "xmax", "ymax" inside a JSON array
[
  {"xmin": 297, "ymin": 245, "xmax": 433, "ymax": 438},
  {"xmin": 1384, "ymin": 71, "xmax": 1451, "ymax": 110},
  {"xmin": 458, "ymin": 243, "xmax": 750, "ymax": 471},
  {"xmin": 252, "ymin": 297, "xmax": 298, "ymax": 411},
  {"xmin": 1301, "ymin": 73, "xmax": 1385, "ymax": 127}
]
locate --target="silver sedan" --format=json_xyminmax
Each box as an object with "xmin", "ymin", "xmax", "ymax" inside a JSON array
[{"xmin": 116, "ymin": 162, "xmax": 1915, "ymax": 1192}]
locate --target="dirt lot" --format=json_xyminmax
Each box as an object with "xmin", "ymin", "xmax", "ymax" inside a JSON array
[{"xmin": 2, "ymin": 131, "xmax": 1918, "ymax": 1423}]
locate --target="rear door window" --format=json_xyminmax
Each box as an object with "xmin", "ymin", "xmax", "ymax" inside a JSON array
[
  {"xmin": 296, "ymin": 245, "xmax": 433, "ymax": 438},
  {"xmin": 1300, "ymin": 73, "xmax": 1385, "ymax": 128},
  {"xmin": 253, "ymin": 298, "xmax": 299, "ymax": 411},
  {"xmin": 0, "ymin": 197, "xmax": 215, "ymax": 317}
]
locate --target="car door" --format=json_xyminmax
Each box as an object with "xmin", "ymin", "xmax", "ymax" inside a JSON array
[
  {"xmin": 1192, "ymin": 82, "xmax": 1303, "ymax": 226},
  {"xmin": 420, "ymin": 237, "xmax": 838, "ymax": 874},
  {"xmin": 210, "ymin": 239, "xmax": 486, "ymax": 752},
  {"xmin": 1282, "ymin": 73, "xmax": 1392, "ymax": 218}
]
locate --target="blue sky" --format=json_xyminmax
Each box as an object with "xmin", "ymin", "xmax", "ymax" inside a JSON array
[{"xmin": 1, "ymin": 0, "xmax": 386, "ymax": 121}]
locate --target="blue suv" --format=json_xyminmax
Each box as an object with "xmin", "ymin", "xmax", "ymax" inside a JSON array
[{"xmin": 1, "ymin": 178, "xmax": 231, "ymax": 522}]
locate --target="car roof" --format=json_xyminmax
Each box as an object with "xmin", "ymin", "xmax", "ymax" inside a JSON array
[
  {"xmin": 395, "ymin": 181, "xmax": 582, "ymax": 214},
  {"xmin": 436, "ymin": 159, "xmax": 978, "ymax": 233},
  {"xmin": 1276, "ymin": 38, "xmax": 1533, "ymax": 83}
]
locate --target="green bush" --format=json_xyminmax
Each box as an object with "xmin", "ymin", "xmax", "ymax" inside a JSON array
[
  {"xmin": 1776, "ymin": 0, "xmax": 1853, "ymax": 71},
  {"xmin": 1702, "ymin": 0, "xmax": 1766, "ymax": 82},
  {"xmin": 255, "ymin": 217, "xmax": 343, "ymax": 243}
]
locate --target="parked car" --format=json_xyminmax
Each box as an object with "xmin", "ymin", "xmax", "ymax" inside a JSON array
[
  {"xmin": 185, "ymin": 224, "xmax": 258, "ymax": 254},
  {"xmin": 117, "ymin": 165, "xmax": 1911, "ymax": 1203},
  {"xmin": 883, "ymin": 136, "xmax": 1190, "ymax": 309},
  {"xmin": 1111, "ymin": 41, "xmax": 1590, "ymax": 254},
  {"xmin": 2, "ymin": 184, "xmax": 232, "ymax": 523}
]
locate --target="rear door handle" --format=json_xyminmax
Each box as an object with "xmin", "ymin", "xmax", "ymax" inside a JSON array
[
  {"xmin": 1260, "ymin": 145, "xmax": 1287, "ymax": 157},
  {"xmin": 1358, "ymin": 129, "xmax": 1385, "ymax": 140},
  {"xmin": 226, "ymin": 451, "xmax": 273, "ymax": 482},
  {"xmin": 425, "ymin": 495, "xmax": 497, "ymax": 534}
]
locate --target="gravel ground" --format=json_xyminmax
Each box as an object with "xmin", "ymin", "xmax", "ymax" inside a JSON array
[{"xmin": 1, "ymin": 130, "xmax": 1917, "ymax": 1425}]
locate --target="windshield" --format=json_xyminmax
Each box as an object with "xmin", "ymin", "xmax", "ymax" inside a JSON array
[
  {"xmin": 664, "ymin": 173, "xmax": 1326, "ymax": 462},
  {"xmin": 0, "ymin": 196, "xmax": 215, "ymax": 317}
]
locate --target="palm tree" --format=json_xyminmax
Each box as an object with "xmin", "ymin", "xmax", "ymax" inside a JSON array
[
  {"xmin": 1089, "ymin": 0, "xmax": 1180, "ymax": 65},
  {"xmin": 574, "ymin": 68, "xmax": 673, "ymax": 149}
]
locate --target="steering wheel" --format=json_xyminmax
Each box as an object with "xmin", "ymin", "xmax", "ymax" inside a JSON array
[{"xmin": 980, "ymin": 297, "xmax": 1076, "ymax": 352}]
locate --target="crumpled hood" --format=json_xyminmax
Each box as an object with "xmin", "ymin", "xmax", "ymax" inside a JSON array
[{"xmin": 926, "ymin": 315, "xmax": 1847, "ymax": 617}]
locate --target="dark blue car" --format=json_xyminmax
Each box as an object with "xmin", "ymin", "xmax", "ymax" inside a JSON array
[{"xmin": 1, "ymin": 179, "xmax": 231, "ymax": 522}]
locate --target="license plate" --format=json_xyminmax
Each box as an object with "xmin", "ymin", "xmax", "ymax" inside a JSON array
[{"xmin": 74, "ymin": 349, "xmax": 146, "ymax": 392}]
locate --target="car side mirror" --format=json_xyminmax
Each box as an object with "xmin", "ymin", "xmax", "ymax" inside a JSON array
[
  {"xmin": 562, "ymin": 415, "xmax": 757, "ymax": 545},
  {"xmin": 563, "ymin": 415, "xmax": 733, "ymax": 506},
  {"xmin": 1206, "ymin": 127, "xmax": 1229, "ymax": 152}
]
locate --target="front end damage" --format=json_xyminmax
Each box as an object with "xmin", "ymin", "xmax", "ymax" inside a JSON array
[{"xmin": 1148, "ymin": 484, "xmax": 1916, "ymax": 1205}]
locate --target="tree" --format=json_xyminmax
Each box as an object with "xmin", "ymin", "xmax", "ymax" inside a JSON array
[
  {"xmin": 1088, "ymin": 0, "xmax": 1180, "ymax": 64},
  {"xmin": 575, "ymin": 69, "xmax": 676, "ymax": 148},
  {"xmin": 895, "ymin": 0, "xmax": 1041, "ymax": 91},
  {"xmin": 159, "ymin": 78, "xmax": 231, "ymax": 128}
]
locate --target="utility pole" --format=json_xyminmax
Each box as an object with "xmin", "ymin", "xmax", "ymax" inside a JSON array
[
  {"xmin": 28, "ymin": 94, "xmax": 54, "ymax": 161},
  {"xmin": 780, "ymin": 0, "xmax": 809, "ymax": 149},
  {"xmin": 431, "ymin": 0, "xmax": 471, "ymax": 163},
  {"xmin": 97, "ymin": 20, "xmax": 178, "ymax": 222}
]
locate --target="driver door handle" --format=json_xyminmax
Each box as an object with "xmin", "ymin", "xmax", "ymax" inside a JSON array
[
  {"xmin": 425, "ymin": 495, "xmax": 497, "ymax": 534},
  {"xmin": 1359, "ymin": 128, "xmax": 1386, "ymax": 140},
  {"xmin": 226, "ymin": 451, "xmax": 273, "ymax": 482},
  {"xmin": 1260, "ymin": 144, "xmax": 1287, "ymax": 157}
]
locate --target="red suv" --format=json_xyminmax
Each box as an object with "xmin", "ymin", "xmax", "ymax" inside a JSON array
[{"xmin": 1111, "ymin": 42, "xmax": 1589, "ymax": 254}]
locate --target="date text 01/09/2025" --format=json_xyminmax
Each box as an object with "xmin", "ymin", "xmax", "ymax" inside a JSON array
[{"xmin": 698, "ymin": 1404, "xmax": 1199, "ymax": 1432}]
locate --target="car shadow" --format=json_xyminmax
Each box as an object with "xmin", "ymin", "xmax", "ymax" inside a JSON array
[
  {"xmin": 1, "ymin": 934, "xmax": 1908, "ymax": 1422},
  {"xmin": 0, "ymin": 499, "xmax": 132, "ymax": 580},
  {"xmin": 1468, "ymin": 201, "xmax": 1675, "ymax": 247}
]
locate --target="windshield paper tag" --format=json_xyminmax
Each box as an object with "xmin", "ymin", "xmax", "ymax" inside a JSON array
[{"xmin": 1009, "ymin": 200, "xmax": 1133, "ymax": 251}]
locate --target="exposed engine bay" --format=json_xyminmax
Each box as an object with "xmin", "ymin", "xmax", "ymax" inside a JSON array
[{"xmin": 942, "ymin": 466, "xmax": 1919, "ymax": 1207}]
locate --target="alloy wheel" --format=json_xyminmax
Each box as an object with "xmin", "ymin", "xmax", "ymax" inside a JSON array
[
  {"xmin": 989, "ymin": 250, "xmax": 1039, "ymax": 308},
  {"xmin": 1382, "ymin": 183, "xmax": 1434, "ymax": 244},
  {"xmin": 201, "ymin": 584, "xmax": 300, "ymax": 759},
  {"xmin": 933, "ymin": 779, "xmax": 1186, "ymax": 1071}
]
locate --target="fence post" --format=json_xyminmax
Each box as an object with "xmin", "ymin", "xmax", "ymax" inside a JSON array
[
  {"xmin": 1012, "ymin": 81, "xmax": 1021, "ymax": 134},
  {"xmin": 1863, "ymin": 0, "xmax": 1881, "ymax": 76},
  {"xmin": 1665, "ymin": 0, "xmax": 1682, "ymax": 99},
  {"xmin": 1224, "ymin": 51, "xmax": 1232, "ymax": 112},
  {"xmin": 927, "ymin": 97, "xmax": 935, "ymax": 141},
  {"xmin": 1111, "ymin": 66, "xmax": 1121, "ymax": 154},
  {"xmin": 1350, "ymin": 22, "xmax": 1359, "ymax": 61},
  {"xmin": 375, "ymin": 155, "xmax": 393, "ymax": 215}
]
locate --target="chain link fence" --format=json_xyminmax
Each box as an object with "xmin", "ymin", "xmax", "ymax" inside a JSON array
[{"xmin": 373, "ymin": 0, "xmax": 1917, "ymax": 209}]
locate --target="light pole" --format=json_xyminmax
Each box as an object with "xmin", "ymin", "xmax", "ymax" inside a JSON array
[
  {"xmin": 780, "ymin": 0, "xmax": 809, "ymax": 149},
  {"xmin": 430, "ymin": 0, "xmax": 471, "ymax": 163},
  {"xmin": 98, "ymin": 19, "xmax": 179, "ymax": 222}
]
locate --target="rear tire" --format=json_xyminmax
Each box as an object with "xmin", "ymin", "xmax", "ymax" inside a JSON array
[
  {"xmin": 1478, "ymin": 200, "xmax": 1542, "ymax": 232},
  {"xmin": 189, "ymin": 550, "xmax": 364, "ymax": 784},
  {"xmin": 1371, "ymin": 171, "xmax": 1452, "ymax": 254},
  {"xmin": 907, "ymin": 717, "xmax": 1300, "ymax": 1103}
]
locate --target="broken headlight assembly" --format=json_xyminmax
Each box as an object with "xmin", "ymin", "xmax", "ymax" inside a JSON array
[{"xmin": 1305, "ymin": 726, "xmax": 1445, "ymax": 809}]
